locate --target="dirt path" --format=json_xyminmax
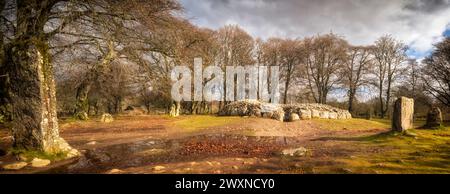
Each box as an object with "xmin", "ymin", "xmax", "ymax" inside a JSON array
[{"xmin": 0, "ymin": 115, "xmax": 396, "ymax": 174}]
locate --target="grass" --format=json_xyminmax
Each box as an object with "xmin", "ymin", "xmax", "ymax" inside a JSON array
[
  {"xmin": 312, "ymin": 118, "xmax": 390, "ymax": 130},
  {"xmin": 9, "ymin": 148, "xmax": 68, "ymax": 162},
  {"xmin": 334, "ymin": 124, "xmax": 450, "ymax": 174},
  {"xmin": 171, "ymin": 115, "xmax": 245, "ymax": 133},
  {"xmin": 371, "ymin": 118, "xmax": 427, "ymax": 128}
]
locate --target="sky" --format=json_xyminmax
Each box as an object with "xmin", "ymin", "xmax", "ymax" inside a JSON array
[{"xmin": 180, "ymin": 0, "xmax": 450, "ymax": 59}]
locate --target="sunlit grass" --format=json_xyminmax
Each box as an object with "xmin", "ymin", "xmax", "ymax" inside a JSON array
[
  {"xmin": 9, "ymin": 148, "xmax": 68, "ymax": 162},
  {"xmin": 171, "ymin": 115, "xmax": 244, "ymax": 132},
  {"xmin": 312, "ymin": 118, "xmax": 390, "ymax": 130},
  {"xmin": 371, "ymin": 118, "xmax": 429, "ymax": 129},
  {"xmin": 335, "ymin": 125, "xmax": 450, "ymax": 174}
]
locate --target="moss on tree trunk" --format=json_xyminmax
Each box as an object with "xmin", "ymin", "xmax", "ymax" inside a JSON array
[{"xmin": 9, "ymin": 38, "xmax": 77, "ymax": 156}]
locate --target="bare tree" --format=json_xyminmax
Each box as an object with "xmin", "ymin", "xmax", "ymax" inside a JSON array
[
  {"xmin": 278, "ymin": 39, "xmax": 303, "ymax": 104},
  {"xmin": 0, "ymin": 0, "xmax": 180, "ymax": 153},
  {"xmin": 421, "ymin": 37, "xmax": 450, "ymax": 107},
  {"xmin": 302, "ymin": 33, "xmax": 348, "ymax": 104},
  {"xmin": 341, "ymin": 46, "xmax": 372, "ymax": 113},
  {"xmin": 216, "ymin": 25, "xmax": 254, "ymax": 109},
  {"xmin": 371, "ymin": 35, "xmax": 407, "ymax": 118}
]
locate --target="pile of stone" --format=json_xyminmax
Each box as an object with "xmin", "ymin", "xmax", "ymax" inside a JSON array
[
  {"xmin": 218, "ymin": 100, "xmax": 351, "ymax": 122},
  {"xmin": 283, "ymin": 103, "xmax": 352, "ymax": 121},
  {"xmin": 218, "ymin": 100, "xmax": 285, "ymax": 121}
]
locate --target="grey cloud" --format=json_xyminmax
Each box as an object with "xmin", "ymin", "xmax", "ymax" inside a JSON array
[
  {"xmin": 180, "ymin": 0, "xmax": 450, "ymax": 57},
  {"xmin": 404, "ymin": 0, "xmax": 450, "ymax": 13}
]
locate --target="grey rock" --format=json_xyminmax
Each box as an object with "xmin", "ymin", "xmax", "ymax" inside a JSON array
[
  {"xmin": 31, "ymin": 158, "xmax": 51, "ymax": 168},
  {"xmin": 288, "ymin": 113, "xmax": 300, "ymax": 122},
  {"xmin": 2, "ymin": 162, "xmax": 28, "ymax": 170},
  {"xmin": 281, "ymin": 147, "xmax": 308, "ymax": 157},
  {"xmin": 392, "ymin": 97, "xmax": 414, "ymax": 132},
  {"xmin": 425, "ymin": 107, "xmax": 443, "ymax": 129}
]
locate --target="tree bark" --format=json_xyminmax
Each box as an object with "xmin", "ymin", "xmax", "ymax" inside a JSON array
[
  {"xmin": 348, "ymin": 88, "xmax": 355, "ymax": 113},
  {"xmin": 73, "ymin": 39, "xmax": 116, "ymax": 118},
  {"xmin": 283, "ymin": 76, "xmax": 290, "ymax": 104},
  {"xmin": 379, "ymin": 81, "xmax": 384, "ymax": 118},
  {"xmin": 74, "ymin": 79, "xmax": 91, "ymax": 120},
  {"xmin": 9, "ymin": 38, "xmax": 77, "ymax": 155}
]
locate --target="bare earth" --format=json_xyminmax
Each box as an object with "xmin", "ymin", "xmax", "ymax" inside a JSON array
[{"xmin": 0, "ymin": 115, "xmax": 449, "ymax": 174}]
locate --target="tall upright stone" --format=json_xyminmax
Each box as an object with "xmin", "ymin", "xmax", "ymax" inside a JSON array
[
  {"xmin": 425, "ymin": 107, "xmax": 443, "ymax": 129},
  {"xmin": 392, "ymin": 97, "xmax": 414, "ymax": 132}
]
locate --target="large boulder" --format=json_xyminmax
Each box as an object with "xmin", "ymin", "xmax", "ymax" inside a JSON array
[
  {"xmin": 299, "ymin": 109, "xmax": 312, "ymax": 119},
  {"xmin": 288, "ymin": 113, "xmax": 300, "ymax": 122},
  {"xmin": 271, "ymin": 108, "xmax": 285, "ymax": 122},
  {"xmin": 319, "ymin": 111, "xmax": 329, "ymax": 119},
  {"xmin": 329, "ymin": 112, "xmax": 338, "ymax": 119},
  {"xmin": 2, "ymin": 162, "xmax": 28, "ymax": 170},
  {"xmin": 424, "ymin": 107, "xmax": 443, "ymax": 129},
  {"xmin": 311, "ymin": 109, "xmax": 320, "ymax": 118},
  {"xmin": 31, "ymin": 158, "xmax": 51, "ymax": 168},
  {"xmin": 392, "ymin": 97, "xmax": 414, "ymax": 132},
  {"xmin": 281, "ymin": 147, "xmax": 308, "ymax": 157},
  {"xmin": 219, "ymin": 100, "xmax": 262, "ymax": 117}
]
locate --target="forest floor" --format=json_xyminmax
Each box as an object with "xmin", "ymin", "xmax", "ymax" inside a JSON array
[{"xmin": 0, "ymin": 115, "xmax": 449, "ymax": 174}]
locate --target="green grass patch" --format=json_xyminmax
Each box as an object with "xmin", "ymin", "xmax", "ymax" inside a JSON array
[
  {"xmin": 312, "ymin": 118, "xmax": 390, "ymax": 130},
  {"xmin": 171, "ymin": 115, "xmax": 244, "ymax": 133},
  {"xmin": 9, "ymin": 148, "xmax": 68, "ymax": 162},
  {"xmin": 335, "ymin": 127, "xmax": 450, "ymax": 173},
  {"xmin": 371, "ymin": 118, "xmax": 431, "ymax": 129}
]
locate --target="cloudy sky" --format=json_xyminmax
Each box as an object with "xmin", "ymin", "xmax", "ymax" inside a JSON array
[{"xmin": 180, "ymin": 0, "xmax": 450, "ymax": 59}]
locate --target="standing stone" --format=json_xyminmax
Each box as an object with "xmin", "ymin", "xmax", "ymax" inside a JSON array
[
  {"xmin": 425, "ymin": 107, "xmax": 443, "ymax": 129},
  {"xmin": 100, "ymin": 113, "xmax": 114, "ymax": 123},
  {"xmin": 392, "ymin": 97, "xmax": 414, "ymax": 132}
]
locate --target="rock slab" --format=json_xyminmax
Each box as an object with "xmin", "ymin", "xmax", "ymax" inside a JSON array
[
  {"xmin": 392, "ymin": 97, "xmax": 414, "ymax": 132},
  {"xmin": 425, "ymin": 107, "xmax": 443, "ymax": 129}
]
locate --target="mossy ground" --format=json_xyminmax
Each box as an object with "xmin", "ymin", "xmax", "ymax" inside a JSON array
[
  {"xmin": 171, "ymin": 115, "xmax": 245, "ymax": 133},
  {"xmin": 320, "ymin": 121, "xmax": 450, "ymax": 174},
  {"xmin": 4, "ymin": 115, "xmax": 447, "ymax": 174},
  {"xmin": 312, "ymin": 118, "xmax": 389, "ymax": 130},
  {"xmin": 9, "ymin": 148, "xmax": 68, "ymax": 162}
]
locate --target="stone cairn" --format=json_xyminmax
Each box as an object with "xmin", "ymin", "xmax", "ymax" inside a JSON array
[
  {"xmin": 218, "ymin": 100, "xmax": 352, "ymax": 122},
  {"xmin": 392, "ymin": 97, "xmax": 414, "ymax": 132},
  {"xmin": 424, "ymin": 107, "xmax": 443, "ymax": 129}
]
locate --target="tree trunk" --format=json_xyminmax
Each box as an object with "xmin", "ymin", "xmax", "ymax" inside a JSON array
[
  {"xmin": 9, "ymin": 38, "xmax": 77, "ymax": 155},
  {"xmin": 348, "ymin": 89, "xmax": 355, "ymax": 113},
  {"xmin": 379, "ymin": 82, "xmax": 384, "ymax": 118},
  {"xmin": 73, "ymin": 39, "xmax": 115, "ymax": 119},
  {"xmin": 283, "ymin": 76, "xmax": 290, "ymax": 104},
  {"xmin": 74, "ymin": 79, "xmax": 91, "ymax": 120},
  {"xmin": 384, "ymin": 80, "xmax": 392, "ymax": 118}
]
